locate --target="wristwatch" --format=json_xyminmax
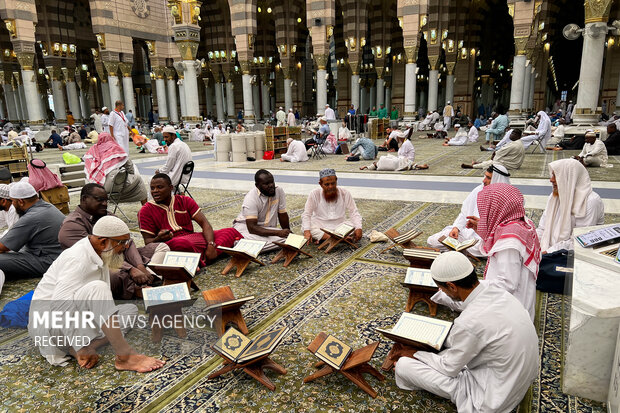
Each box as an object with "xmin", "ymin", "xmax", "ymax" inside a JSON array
[{"xmin": 208, "ymin": 241, "xmax": 217, "ymax": 248}]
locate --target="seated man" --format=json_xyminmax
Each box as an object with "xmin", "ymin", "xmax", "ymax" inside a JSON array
[
  {"xmin": 347, "ymin": 136, "xmax": 377, "ymax": 160},
  {"xmin": 427, "ymin": 164, "xmax": 510, "ymax": 257},
  {"xmin": 302, "ymin": 169, "xmax": 362, "ymax": 243},
  {"xmin": 393, "ymin": 251, "xmax": 538, "ymax": 413},
  {"xmin": 521, "ymin": 111, "xmax": 551, "ymax": 153},
  {"xmin": 443, "ymin": 124, "xmax": 468, "ymax": 146},
  {"xmin": 156, "ymin": 125, "xmax": 192, "ymax": 188},
  {"xmin": 537, "ymin": 159, "xmax": 604, "ymax": 254},
  {"xmin": 462, "ymin": 129, "xmax": 525, "ymax": 171},
  {"xmin": 139, "ymin": 174, "xmax": 241, "ymax": 265},
  {"xmin": 281, "ymin": 138, "xmax": 309, "ymax": 163},
  {"xmin": 575, "ymin": 130, "xmax": 608, "ymax": 167},
  {"xmin": 85, "ymin": 128, "xmax": 99, "ymax": 144},
  {"xmin": 480, "ymin": 128, "xmax": 513, "ymax": 151},
  {"xmin": 547, "ymin": 118, "xmax": 566, "ymax": 147},
  {"xmin": 361, "ymin": 134, "xmax": 428, "ymax": 171},
  {"xmin": 467, "ymin": 120, "xmax": 479, "ymax": 143},
  {"xmin": 0, "ymin": 181, "xmax": 65, "ymax": 285},
  {"xmin": 45, "ymin": 130, "xmax": 63, "ymax": 149},
  {"xmin": 381, "ymin": 127, "xmax": 411, "ymax": 151},
  {"xmin": 232, "ymin": 169, "xmax": 291, "ymax": 252},
  {"xmin": 191, "ymin": 124, "xmax": 205, "ymax": 141},
  {"xmin": 305, "ymin": 117, "xmax": 330, "ymax": 150},
  {"xmin": 418, "ymin": 111, "xmax": 434, "ymax": 131},
  {"xmin": 29, "ymin": 215, "xmax": 166, "ymax": 372},
  {"xmin": 605, "ymin": 122, "xmax": 620, "ymax": 155},
  {"xmin": 0, "ymin": 184, "xmax": 17, "ymax": 237},
  {"xmin": 59, "ymin": 183, "xmax": 170, "ymax": 300},
  {"xmin": 484, "ymin": 111, "xmax": 509, "ymax": 143}
]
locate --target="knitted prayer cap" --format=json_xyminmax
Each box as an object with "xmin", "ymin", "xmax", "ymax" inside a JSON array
[
  {"xmin": 585, "ymin": 129, "xmax": 596, "ymax": 137},
  {"xmin": 162, "ymin": 125, "xmax": 176, "ymax": 134},
  {"xmin": 430, "ymin": 251, "xmax": 474, "ymax": 283},
  {"xmin": 92, "ymin": 216, "xmax": 130, "ymax": 238},
  {"xmin": 0, "ymin": 184, "xmax": 9, "ymax": 199},
  {"xmin": 454, "ymin": 124, "xmax": 461, "ymax": 128},
  {"xmin": 9, "ymin": 181, "xmax": 36, "ymax": 199},
  {"xmin": 319, "ymin": 168, "xmax": 336, "ymax": 180}
]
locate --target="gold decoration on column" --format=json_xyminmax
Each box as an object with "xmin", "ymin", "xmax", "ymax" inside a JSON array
[
  {"xmin": 46, "ymin": 66, "xmax": 62, "ymax": 81},
  {"xmin": 446, "ymin": 62, "xmax": 456, "ymax": 75},
  {"xmin": 15, "ymin": 52, "xmax": 35, "ymax": 71},
  {"xmin": 281, "ymin": 66, "xmax": 293, "ymax": 80},
  {"xmin": 103, "ymin": 61, "xmax": 120, "ymax": 77},
  {"xmin": 176, "ymin": 41, "xmax": 199, "ymax": 61},
  {"xmin": 119, "ymin": 62, "xmax": 133, "ymax": 77},
  {"xmin": 164, "ymin": 67, "xmax": 176, "ymax": 80},
  {"xmin": 145, "ymin": 41, "xmax": 156, "ymax": 56},
  {"xmin": 585, "ymin": 0, "xmax": 614, "ymax": 23},
  {"xmin": 404, "ymin": 47, "xmax": 417, "ymax": 64},
  {"xmin": 4, "ymin": 20, "xmax": 16, "ymax": 38},
  {"xmin": 0, "ymin": 72, "xmax": 5, "ymax": 85},
  {"xmin": 95, "ymin": 33, "xmax": 106, "ymax": 49},
  {"xmin": 375, "ymin": 67, "xmax": 384, "ymax": 79},
  {"xmin": 152, "ymin": 66, "xmax": 166, "ymax": 79},
  {"xmin": 428, "ymin": 55, "xmax": 440, "ymax": 71},
  {"xmin": 239, "ymin": 60, "xmax": 251, "ymax": 75},
  {"xmin": 514, "ymin": 37, "xmax": 528, "ymax": 55},
  {"xmin": 12, "ymin": 71, "xmax": 21, "ymax": 86},
  {"xmin": 349, "ymin": 61, "xmax": 359, "ymax": 75},
  {"xmin": 314, "ymin": 54, "xmax": 328, "ymax": 71},
  {"xmin": 61, "ymin": 67, "xmax": 74, "ymax": 82}
]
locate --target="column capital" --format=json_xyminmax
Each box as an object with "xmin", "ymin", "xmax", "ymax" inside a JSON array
[
  {"xmin": 175, "ymin": 40, "xmax": 199, "ymax": 61},
  {"xmin": 585, "ymin": 0, "xmax": 614, "ymax": 23},
  {"xmin": 446, "ymin": 61, "xmax": 456, "ymax": 75},
  {"xmin": 46, "ymin": 66, "xmax": 63, "ymax": 81},
  {"xmin": 202, "ymin": 77, "xmax": 210, "ymax": 87},
  {"xmin": 375, "ymin": 67, "xmax": 384, "ymax": 79},
  {"xmin": 404, "ymin": 46, "xmax": 417, "ymax": 64},
  {"xmin": 152, "ymin": 66, "xmax": 166, "ymax": 79},
  {"xmin": 12, "ymin": 71, "xmax": 21, "ymax": 85},
  {"xmin": 349, "ymin": 60, "xmax": 360, "ymax": 75},
  {"xmin": 164, "ymin": 67, "xmax": 176, "ymax": 80},
  {"xmin": 15, "ymin": 52, "xmax": 35, "ymax": 71},
  {"xmin": 103, "ymin": 61, "xmax": 120, "ymax": 77},
  {"xmin": 119, "ymin": 62, "xmax": 133, "ymax": 77},
  {"xmin": 314, "ymin": 54, "xmax": 329, "ymax": 71},
  {"xmin": 239, "ymin": 60, "xmax": 251, "ymax": 75},
  {"xmin": 61, "ymin": 67, "xmax": 75, "ymax": 82},
  {"xmin": 428, "ymin": 55, "xmax": 440, "ymax": 71},
  {"xmin": 514, "ymin": 37, "xmax": 528, "ymax": 55},
  {"xmin": 281, "ymin": 66, "xmax": 294, "ymax": 80}
]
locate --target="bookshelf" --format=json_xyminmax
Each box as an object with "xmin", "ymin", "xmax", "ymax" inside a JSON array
[
  {"xmin": 265, "ymin": 126, "xmax": 302, "ymax": 159},
  {"xmin": 0, "ymin": 146, "xmax": 28, "ymax": 182}
]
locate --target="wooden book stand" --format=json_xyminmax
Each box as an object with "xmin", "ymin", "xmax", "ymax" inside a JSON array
[
  {"xmin": 380, "ymin": 334, "xmax": 438, "ymax": 372},
  {"xmin": 271, "ymin": 241, "xmax": 314, "ymax": 267},
  {"xmin": 317, "ymin": 228, "xmax": 358, "ymax": 254},
  {"xmin": 303, "ymin": 332, "xmax": 385, "ymax": 398},
  {"xmin": 221, "ymin": 250, "xmax": 266, "ymax": 277},
  {"xmin": 149, "ymin": 302, "xmax": 187, "ymax": 343},
  {"xmin": 403, "ymin": 247, "xmax": 440, "ymax": 268},
  {"xmin": 208, "ymin": 352, "xmax": 287, "ymax": 391},
  {"xmin": 149, "ymin": 265, "xmax": 199, "ymax": 291},
  {"xmin": 380, "ymin": 227, "xmax": 421, "ymax": 254},
  {"xmin": 400, "ymin": 282, "xmax": 439, "ymax": 316},
  {"xmin": 202, "ymin": 286, "xmax": 250, "ymax": 337}
]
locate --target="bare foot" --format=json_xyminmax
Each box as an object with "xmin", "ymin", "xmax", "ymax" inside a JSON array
[
  {"xmin": 115, "ymin": 354, "xmax": 166, "ymax": 373},
  {"xmin": 415, "ymin": 164, "xmax": 429, "ymax": 170},
  {"xmin": 359, "ymin": 166, "xmax": 368, "ymax": 170},
  {"xmin": 552, "ymin": 147, "xmax": 563, "ymax": 151},
  {"xmin": 58, "ymin": 146, "xmax": 64, "ymax": 151},
  {"xmin": 442, "ymin": 143, "xmax": 449, "ymax": 146}
]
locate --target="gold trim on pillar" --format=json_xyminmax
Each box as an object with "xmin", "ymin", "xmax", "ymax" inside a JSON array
[
  {"xmin": 164, "ymin": 67, "xmax": 176, "ymax": 80},
  {"xmin": 314, "ymin": 54, "xmax": 328, "ymax": 71},
  {"xmin": 152, "ymin": 66, "xmax": 166, "ymax": 79},
  {"xmin": 428, "ymin": 55, "xmax": 440, "ymax": 71},
  {"xmin": 349, "ymin": 60, "xmax": 359, "ymax": 75},
  {"xmin": 585, "ymin": 0, "xmax": 614, "ymax": 23},
  {"xmin": 404, "ymin": 47, "xmax": 417, "ymax": 64},
  {"xmin": 175, "ymin": 40, "xmax": 199, "ymax": 61},
  {"xmin": 61, "ymin": 67, "xmax": 74, "ymax": 82},
  {"xmin": 119, "ymin": 62, "xmax": 133, "ymax": 77},
  {"xmin": 103, "ymin": 61, "xmax": 120, "ymax": 77},
  {"xmin": 4, "ymin": 19, "xmax": 16, "ymax": 38},
  {"xmin": 281, "ymin": 66, "xmax": 293, "ymax": 80},
  {"xmin": 239, "ymin": 60, "xmax": 251, "ymax": 75},
  {"xmin": 16, "ymin": 52, "xmax": 35, "ymax": 71},
  {"xmin": 96, "ymin": 33, "xmax": 106, "ymax": 50},
  {"xmin": 446, "ymin": 62, "xmax": 456, "ymax": 75},
  {"xmin": 514, "ymin": 37, "xmax": 529, "ymax": 55},
  {"xmin": 375, "ymin": 67, "xmax": 384, "ymax": 79}
]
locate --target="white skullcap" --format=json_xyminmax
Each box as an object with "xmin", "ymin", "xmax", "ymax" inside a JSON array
[
  {"xmin": 289, "ymin": 108, "xmax": 293, "ymax": 111},
  {"xmin": 447, "ymin": 101, "xmax": 451, "ymax": 104},
  {"xmin": 286, "ymin": 137, "xmax": 293, "ymax": 144},
  {"xmin": 454, "ymin": 124, "xmax": 461, "ymax": 128},
  {"xmin": 9, "ymin": 181, "xmax": 36, "ymax": 199},
  {"xmin": 279, "ymin": 106, "xmax": 283, "ymax": 110},
  {"xmin": 101, "ymin": 106, "xmax": 108, "ymax": 111},
  {"xmin": 430, "ymin": 251, "xmax": 474, "ymax": 283},
  {"xmin": 325, "ymin": 104, "xmax": 330, "ymax": 107},
  {"xmin": 585, "ymin": 129, "xmax": 596, "ymax": 137},
  {"xmin": 92, "ymin": 216, "xmax": 130, "ymax": 238},
  {"xmin": 162, "ymin": 125, "xmax": 176, "ymax": 134},
  {"xmin": 0, "ymin": 184, "xmax": 9, "ymax": 199}
]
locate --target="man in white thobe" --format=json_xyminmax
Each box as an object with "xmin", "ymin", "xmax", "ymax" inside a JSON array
[
  {"xmin": 28, "ymin": 216, "xmax": 166, "ymax": 372},
  {"xmin": 156, "ymin": 125, "xmax": 192, "ymax": 187},
  {"xmin": 287, "ymin": 109, "xmax": 296, "ymax": 126},
  {"xmin": 280, "ymin": 138, "xmax": 308, "ymax": 163},
  {"xmin": 324, "ymin": 104, "xmax": 336, "ymax": 120},
  {"xmin": 537, "ymin": 159, "xmax": 605, "ymax": 254},
  {"xmin": 443, "ymin": 124, "xmax": 468, "ymax": 146},
  {"xmin": 108, "ymin": 101, "xmax": 130, "ymax": 155},
  {"xmin": 101, "ymin": 107, "xmax": 110, "ymax": 133},
  {"xmin": 90, "ymin": 110, "xmax": 103, "ymax": 133},
  {"xmin": 467, "ymin": 121, "xmax": 479, "ymax": 143},
  {"xmin": 393, "ymin": 251, "xmax": 539, "ymax": 413},
  {"xmin": 232, "ymin": 170, "xmax": 291, "ymax": 252},
  {"xmin": 521, "ymin": 111, "xmax": 551, "ymax": 153},
  {"xmin": 276, "ymin": 107, "xmax": 286, "ymax": 126},
  {"xmin": 575, "ymin": 131, "xmax": 608, "ymax": 167},
  {"xmin": 443, "ymin": 101, "xmax": 454, "ymax": 130},
  {"xmin": 302, "ymin": 169, "xmax": 362, "ymax": 243},
  {"xmin": 427, "ymin": 164, "xmax": 510, "ymax": 257},
  {"xmin": 418, "ymin": 112, "xmax": 434, "ymax": 131},
  {"xmin": 0, "ymin": 184, "xmax": 17, "ymax": 240}
]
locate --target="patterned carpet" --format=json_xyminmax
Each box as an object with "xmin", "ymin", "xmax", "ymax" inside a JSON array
[
  {"xmin": 231, "ymin": 132, "xmax": 620, "ymax": 182},
  {"xmin": 0, "ymin": 188, "xmax": 615, "ymax": 412}
]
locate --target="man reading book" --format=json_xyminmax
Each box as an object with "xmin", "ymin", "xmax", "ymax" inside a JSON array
[
  {"xmin": 59, "ymin": 183, "xmax": 170, "ymax": 300},
  {"xmin": 393, "ymin": 251, "xmax": 538, "ymax": 413},
  {"xmin": 426, "ymin": 164, "xmax": 510, "ymax": 257},
  {"xmin": 301, "ymin": 169, "xmax": 363, "ymax": 243},
  {"xmin": 139, "ymin": 174, "xmax": 242, "ymax": 266},
  {"xmin": 232, "ymin": 169, "xmax": 292, "ymax": 252}
]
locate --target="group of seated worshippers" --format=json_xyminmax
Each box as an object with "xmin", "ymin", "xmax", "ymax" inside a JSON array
[
  {"xmin": 463, "ymin": 129, "xmax": 525, "ymax": 171},
  {"xmin": 360, "ymin": 131, "xmax": 428, "ymax": 171},
  {"xmin": 280, "ymin": 138, "xmax": 309, "ymax": 163},
  {"xmin": 379, "ymin": 126, "xmax": 414, "ymax": 151},
  {"xmin": 418, "ymin": 110, "xmax": 440, "ymax": 131}
]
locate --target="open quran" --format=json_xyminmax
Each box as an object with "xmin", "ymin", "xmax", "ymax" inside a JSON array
[
  {"xmin": 403, "ymin": 248, "xmax": 441, "ymax": 260},
  {"xmin": 212, "ymin": 326, "xmax": 289, "ymax": 364},
  {"xmin": 322, "ymin": 223, "xmax": 355, "ymax": 238},
  {"xmin": 403, "ymin": 268, "xmax": 437, "ymax": 288},
  {"xmin": 439, "ymin": 236, "xmax": 478, "ymax": 252},
  {"xmin": 148, "ymin": 251, "xmax": 202, "ymax": 278},
  {"xmin": 313, "ymin": 334, "xmax": 352, "ymax": 370},
  {"xmin": 376, "ymin": 313, "xmax": 452, "ymax": 352},
  {"xmin": 143, "ymin": 282, "xmax": 192, "ymax": 311},
  {"xmin": 284, "ymin": 233, "xmax": 307, "ymax": 249},
  {"xmin": 218, "ymin": 239, "xmax": 266, "ymax": 259}
]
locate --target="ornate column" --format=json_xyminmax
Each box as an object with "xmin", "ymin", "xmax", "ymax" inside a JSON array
[
  {"xmin": 238, "ymin": 61, "xmax": 255, "ymax": 123},
  {"xmin": 47, "ymin": 66, "xmax": 66, "ymax": 122},
  {"xmin": 11, "ymin": 73, "xmax": 23, "ymax": 121},
  {"xmin": 202, "ymin": 77, "xmax": 213, "ymax": 117},
  {"xmin": 403, "ymin": 46, "xmax": 417, "ymax": 121},
  {"xmin": 153, "ymin": 66, "xmax": 168, "ymax": 121},
  {"xmin": 119, "ymin": 62, "xmax": 136, "ymax": 115},
  {"xmin": 261, "ymin": 74, "xmax": 270, "ymax": 117},
  {"xmin": 103, "ymin": 61, "xmax": 121, "ymax": 106},
  {"xmin": 446, "ymin": 62, "xmax": 456, "ymax": 106},
  {"xmin": 369, "ymin": 79, "xmax": 376, "ymax": 112},
  {"xmin": 315, "ymin": 54, "xmax": 328, "ymax": 115},
  {"xmin": 95, "ymin": 62, "xmax": 111, "ymax": 109},
  {"xmin": 574, "ymin": 0, "xmax": 614, "ymax": 123},
  {"xmin": 385, "ymin": 80, "xmax": 392, "ymax": 112},
  {"xmin": 214, "ymin": 78, "xmax": 225, "ymax": 121},
  {"xmin": 282, "ymin": 66, "xmax": 293, "ymax": 112},
  {"xmin": 165, "ymin": 67, "xmax": 179, "ymax": 123},
  {"xmin": 521, "ymin": 61, "xmax": 531, "ymax": 112},
  {"xmin": 350, "ymin": 60, "xmax": 360, "ymax": 113},
  {"xmin": 529, "ymin": 68, "xmax": 536, "ymax": 110},
  {"xmin": 222, "ymin": 68, "xmax": 235, "ymax": 119},
  {"xmin": 1, "ymin": 73, "xmax": 17, "ymax": 122},
  {"xmin": 78, "ymin": 73, "xmax": 91, "ymax": 119},
  {"xmin": 509, "ymin": 51, "xmax": 526, "ymax": 113},
  {"xmin": 252, "ymin": 76, "xmax": 260, "ymax": 119},
  {"xmin": 428, "ymin": 55, "xmax": 440, "ymax": 112},
  {"xmin": 177, "ymin": 61, "xmax": 200, "ymax": 121},
  {"xmin": 15, "ymin": 52, "xmax": 43, "ymax": 123},
  {"xmin": 177, "ymin": 77, "xmax": 187, "ymax": 119},
  {"xmin": 376, "ymin": 67, "xmax": 385, "ymax": 108}
]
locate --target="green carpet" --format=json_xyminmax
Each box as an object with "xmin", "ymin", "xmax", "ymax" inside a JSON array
[
  {"xmin": 231, "ymin": 132, "xmax": 620, "ymax": 182},
  {"xmin": 0, "ymin": 188, "xmax": 615, "ymax": 412}
]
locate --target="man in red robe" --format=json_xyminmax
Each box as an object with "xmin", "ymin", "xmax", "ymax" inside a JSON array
[{"xmin": 138, "ymin": 173, "xmax": 242, "ymax": 266}]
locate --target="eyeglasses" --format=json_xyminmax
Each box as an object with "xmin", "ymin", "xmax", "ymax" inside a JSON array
[
  {"xmin": 89, "ymin": 195, "xmax": 108, "ymax": 202},
  {"xmin": 109, "ymin": 238, "xmax": 130, "ymax": 246}
]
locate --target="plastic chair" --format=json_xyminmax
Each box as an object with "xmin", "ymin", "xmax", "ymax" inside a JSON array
[
  {"xmin": 107, "ymin": 166, "xmax": 130, "ymax": 221},
  {"xmin": 175, "ymin": 161, "xmax": 195, "ymax": 198}
]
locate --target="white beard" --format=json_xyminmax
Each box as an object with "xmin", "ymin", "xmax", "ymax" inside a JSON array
[{"xmin": 101, "ymin": 248, "xmax": 125, "ymax": 271}]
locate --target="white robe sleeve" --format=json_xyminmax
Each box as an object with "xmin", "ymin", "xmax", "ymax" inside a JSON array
[
  {"xmin": 301, "ymin": 191, "xmax": 318, "ymax": 231},
  {"xmin": 485, "ymin": 249, "xmax": 521, "ymax": 296}
]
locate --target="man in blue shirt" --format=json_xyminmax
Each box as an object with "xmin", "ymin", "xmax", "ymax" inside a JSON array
[
  {"xmin": 45, "ymin": 130, "xmax": 63, "ymax": 149},
  {"xmin": 305, "ymin": 117, "xmax": 330, "ymax": 150},
  {"xmin": 348, "ymin": 136, "xmax": 377, "ymax": 160},
  {"xmin": 126, "ymin": 110, "xmax": 135, "ymax": 128}
]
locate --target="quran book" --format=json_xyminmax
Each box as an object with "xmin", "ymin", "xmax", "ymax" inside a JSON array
[
  {"xmin": 575, "ymin": 225, "xmax": 620, "ymax": 248},
  {"xmin": 376, "ymin": 313, "xmax": 452, "ymax": 352},
  {"xmin": 403, "ymin": 268, "xmax": 437, "ymax": 288},
  {"xmin": 440, "ymin": 236, "xmax": 478, "ymax": 252},
  {"xmin": 143, "ymin": 283, "xmax": 192, "ymax": 311},
  {"xmin": 403, "ymin": 248, "xmax": 441, "ymax": 260},
  {"xmin": 212, "ymin": 326, "xmax": 288, "ymax": 363},
  {"xmin": 285, "ymin": 233, "xmax": 307, "ymax": 250},
  {"xmin": 148, "ymin": 251, "xmax": 201, "ymax": 278},
  {"xmin": 393, "ymin": 229, "xmax": 422, "ymax": 244},
  {"xmin": 333, "ymin": 223, "xmax": 355, "ymax": 238},
  {"xmin": 314, "ymin": 334, "xmax": 352, "ymax": 370},
  {"xmin": 204, "ymin": 295, "xmax": 255, "ymax": 312},
  {"xmin": 218, "ymin": 239, "xmax": 266, "ymax": 259}
]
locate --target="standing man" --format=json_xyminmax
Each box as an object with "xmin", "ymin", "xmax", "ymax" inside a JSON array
[
  {"xmin": 378, "ymin": 103, "xmax": 388, "ymax": 119},
  {"xmin": 66, "ymin": 111, "xmax": 75, "ymax": 127},
  {"xmin": 101, "ymin": 107, "xmax": 110, "ymax": 133},
  {"xmin": 109, "ymin": 100, "xmax": 130, "ymax": 155},
  {"xmin": 153, "ymin": 110, "xmax": 159, "ymax": 125},
  {"xmin": 390, "ymin": 105, "xmax": 399, "ymax": 120},
  {"xmin": 276, "ymin": 107, "xmax": 286, "ymax": 126},
  {"xmin": 126, "ymin": 109, "xmax": 135, "ymax": 129},
  {"xmin": 324, "ymin": 104, "xmax": 336, "ymax": 120},
  {"xmin": 156, "ymin": 125, "xmax": 192, "ymax": 188},
  {"xmin": 443, "ymin": 101, "xmax": 454, "ymax": 130},
  {"xmin": 287, "ymin": 108, "xmax": 296, "ymax": 126},
  {"xmin": 232, "ymin": 169, "xmax": 291, "ymax": 252},
  {"xmin": 90, "ymin": 109, "xmax": 103, "ymax": 133}
]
